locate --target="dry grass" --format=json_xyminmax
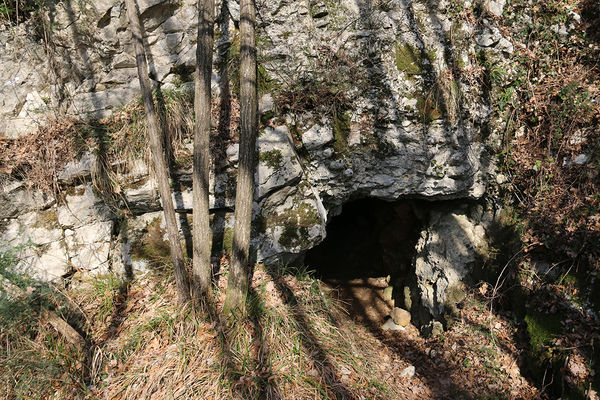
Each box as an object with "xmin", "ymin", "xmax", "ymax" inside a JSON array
[
  {"xmin": 0, "ymin": 86, "xmax": 242, "ymax": 203},
  {"xmin": 0, "ymin": 88, "xmax": 197, "ymax": 195},
  {"xmin": 1, "ymin": 248, "xmax": 551, "ymax": 400},
  {"xmin": 0, "ymin": 118, "xmax": 82, "ymax": 192},
  {"xmin": 78, "ymin": 267, "xmax": 398, "ymax": 400},
  {"xmin": 0, "ymin": 247, "xmax": 89, "ymax": 399}
]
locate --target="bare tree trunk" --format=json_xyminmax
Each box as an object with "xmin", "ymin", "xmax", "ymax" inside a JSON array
[
  {"xmin": 125, "ymin": 0, "xmax": 190, "ymax": 303},
  {"xmin": 192, "ymin": 0, "xmax": 215, "ymax": 299},
  {"xmin": 223, "ymin": 0, "xmax": 257, "ymax": 314}
]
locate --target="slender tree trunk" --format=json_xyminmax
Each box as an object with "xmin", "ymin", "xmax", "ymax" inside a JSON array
[
  {"xmin": 125, "ymin": 0, "xmax": 190, "ymax": 303},
  {"xmin": 223, "ymin": 0, "xmax": 257, "ymax": 314},
  {"xmin": 192, "ymin": 0, "xmax": 215, "ymax": 299}
]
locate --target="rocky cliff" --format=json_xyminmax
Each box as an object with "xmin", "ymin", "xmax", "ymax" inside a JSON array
[{"xmin": 0, "ymin": 0, "xmax": 514, "ymax": 330}]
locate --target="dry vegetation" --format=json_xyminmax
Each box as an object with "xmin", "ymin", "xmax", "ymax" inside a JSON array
[
  {"xmin": 1, "ymin": 249, "xmax": 549, "ymax": 400},
  {"xmin": 476, "ymin": 0, "xmax": 600, "ymax": 397},
  {"xmin": 0, "ymin": 88, "xmax": 239, "ymax": 195},
  {"xmin": 496, "ymin": 0, "xmax": 600, "ymax": 262}
]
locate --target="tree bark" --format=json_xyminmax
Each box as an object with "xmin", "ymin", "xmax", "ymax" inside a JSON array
[
  {"xmin": 223, "ymin": 0, "xmax": 257, "ymax": 314},
  {"xmin": 125, "ymin": 0, "xmax": 190, "ymax": 303},
  {"xmin": 192, "ymin": 0, "xmax": 215, "ymax": 299}
]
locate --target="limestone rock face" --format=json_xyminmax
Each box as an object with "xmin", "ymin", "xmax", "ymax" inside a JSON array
[
  {"xmin": 1, "ymin": 184, "xmax": 114, "ymax": 280},
  {"xmin": 257, "ymin": 126, "xmax": 303, "ymax": 200},
  {"xmin": 1, "ymin": 182, "xmax": 54, "ymax": 219},
  {"xmin": 0, "ymin": 0, "xmax": 512, "ymax": 328},
  {"xmin": 302, "ymin": 124, "xmax": 334, "ymax": 150},
  {"xmin": 412, "ymin": 206, "xmax": 488, "ymax": 330}
]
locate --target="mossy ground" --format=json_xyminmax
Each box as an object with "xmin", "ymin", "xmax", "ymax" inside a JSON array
[{"xmin": 524, "ymin": 311, "xmax": 562, "ymax": 357}]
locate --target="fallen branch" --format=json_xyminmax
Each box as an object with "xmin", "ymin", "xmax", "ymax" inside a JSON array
[
  {"xmin": 1, "ymin": 277, "xmax": 85, "ymax": 351},
  {"xmin": 42, "ymin": 310, "xmax": 85, "ymax": 350}
]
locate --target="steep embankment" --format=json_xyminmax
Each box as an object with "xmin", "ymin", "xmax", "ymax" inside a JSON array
[{"xmin": 1, "ymin": 257, "xmax": 545, "ymax": 400}]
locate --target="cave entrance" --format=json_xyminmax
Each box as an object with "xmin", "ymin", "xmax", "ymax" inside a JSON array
[{"xmin": 304, "ymin": 198, "xmax": 423, "ymax": 326}]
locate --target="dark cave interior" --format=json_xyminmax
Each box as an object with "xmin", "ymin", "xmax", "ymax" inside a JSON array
[{"xmin": 304, "ymin": 198, "xmax": 423, "ymax": 281}]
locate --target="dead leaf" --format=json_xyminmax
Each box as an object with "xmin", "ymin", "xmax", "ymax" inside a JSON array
[{"xmin": 479, "ymin": 283, "xmax": 489, "ymax": 296}]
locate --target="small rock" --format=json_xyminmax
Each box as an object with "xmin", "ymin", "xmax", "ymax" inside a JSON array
[
  {"xmin": 302, "ymin": 124, "xmax": 334, "ymax": 150},
  {"xmin": 573, "ymin": 154, "xmax": 589, "ymax": 165},
  {"xmin": 390, "ymin": 307, "xmax": 411, "ymax": 327},
  {"xmin": 381, "ymin": 317, "xmax": 405, "ymax": 331},
  {"xmin": 477, "ymin": 26, "xmax": 501, "ymax": 47},
  {"xmin": 226, "ymin": 143, "xmax": 239, "ymax": 163},
  {"xmin": 400, "ymin": 365, "xmax": 415, "ymax": 378},
  {"xmin": 321, "ymin": 148, "xmax": 334, "ymax": 158},
  {"xmin": 259, "ymin": 93, "xmax": 274, "ymax": 115},
  {"xmin": 484, "ymin": 0, "xmax": 506, "ymax": 17},
  {"xmin": 477, "ymin": 32, "xmax": 498, "ymax": 47},
  {"xmin": 329, "ymin": 159, "xmax": 345, "ymax": 171},
  {"xmin": 343, "ymin": 168, "xmax": 354, "ymax": 178},
  {"xmin": 497, "ymin": 37, "xmax": 514, "ymax": 54},
  {"xmin": 431, "ymin": 321, "xmax": 444, "ymax": 337}
]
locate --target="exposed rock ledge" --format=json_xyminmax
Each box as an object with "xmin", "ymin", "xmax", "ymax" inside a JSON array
[{"xmin": 0, "ymin": 0, "xmax": 513, "ymax": 331}]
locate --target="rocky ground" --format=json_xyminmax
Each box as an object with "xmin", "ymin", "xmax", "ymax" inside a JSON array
[{"xmin": 325, "ymin": 276, "xmax": 545, "ymax": 400}]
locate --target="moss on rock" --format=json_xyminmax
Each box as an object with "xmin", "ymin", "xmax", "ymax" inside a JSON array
[
  {"xmin": 263, "ymin": 202, "xmax": 321, "ymax": 249},
  {"xmin": 332, "ymin": 111, "xmax": 351, "ymax": 155},
  {"xmin": 415, "ymin": 92, "xmax": 444, "ymax": 123},
  {"xmin": 259, "ymin": 149, "xmax": 284, "ymax": 169},
  {"xmin": 395, "ymin": 43, "xmax": 423, "ymax": 76},
  {"xmin": 222, "ymin": 227, "xmax": 234, "ymax": 255},
  {"xmin": 131, "ymin": 218, "xmax": 171, "ymax": 265}
]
